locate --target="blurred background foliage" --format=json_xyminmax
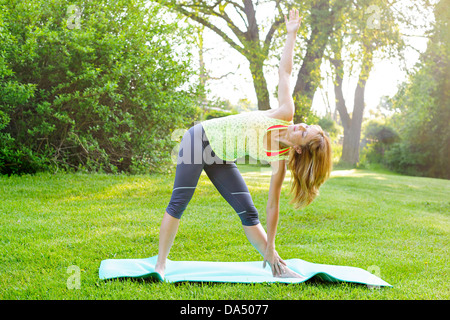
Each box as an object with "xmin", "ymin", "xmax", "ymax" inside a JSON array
[
  {"xmin": 0, "ymin": 0, "xmax": 202, "ymax": 175},
  {"xmin": 0, "ymin": 0, "xmax": 448, "ymax": 179}
]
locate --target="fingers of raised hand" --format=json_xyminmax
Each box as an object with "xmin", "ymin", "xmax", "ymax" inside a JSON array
[{"xmin": 289, "ymin": 8, "xmax": 299, "ymax": 20}]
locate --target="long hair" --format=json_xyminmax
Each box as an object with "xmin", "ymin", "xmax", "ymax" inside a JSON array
[{"xmin": 287, "ymin": 125, "xmax": 332, "ymax": 209}]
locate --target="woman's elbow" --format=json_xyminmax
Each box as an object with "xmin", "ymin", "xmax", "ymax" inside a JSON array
[
  {"xmin": 266, "ymin": 201, "xmax": 280, "ymax": 212},
  {"xmin": 278, "ymin": 68, "xmax": 292, "ymax": 77}
]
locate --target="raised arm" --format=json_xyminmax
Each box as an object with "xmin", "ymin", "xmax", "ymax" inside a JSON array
[{"xmin": 277, "ymin": 9, "xmax": 302, "ymax": 119}]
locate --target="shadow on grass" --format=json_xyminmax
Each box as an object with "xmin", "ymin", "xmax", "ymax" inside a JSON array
[{"xmin": 103, "ymin": 275, "xmax": 376, "ymax": 290}]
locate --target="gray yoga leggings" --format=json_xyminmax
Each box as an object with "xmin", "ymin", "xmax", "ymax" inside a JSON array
[{"xmin": 165, "ymin": 123, "xmax": 260, "ymax": 226}]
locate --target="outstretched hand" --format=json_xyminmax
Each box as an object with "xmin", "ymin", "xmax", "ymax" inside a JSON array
[{"xmin": 284, "ymin": 8, "xmax": 302, "ymax": 34}]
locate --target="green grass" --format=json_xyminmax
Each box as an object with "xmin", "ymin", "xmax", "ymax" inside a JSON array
[{"xmin": 1, "ymin": 165, "xmax": 449, "ymax": 299}]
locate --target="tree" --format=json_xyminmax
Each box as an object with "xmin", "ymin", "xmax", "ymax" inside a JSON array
[
  {"xmin": 292, "ymin": 0, "xmax": 336, "ymax": 123},
  {"xmin": 155, "ymin": 0, "xmax": 342, "ymax": 123},
  {"xmin": 157, "ymin": 0, "xmax": 288, "ymax": 110},
  {"xmin": 385, "ymin": 0, "xmax": 449, "ymax": 179},
  {"xmin": 331, "ymin": 38, "xmax": 377, "ymax": 165},
  {"xmin": 328, "ymin": 0, "xmax": 429, "ymax": 165}
]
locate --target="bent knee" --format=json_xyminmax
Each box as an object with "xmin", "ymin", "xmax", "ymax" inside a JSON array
[{"xmin": 237, "ymin": 206, "xmax": 260, "ymax": 226}]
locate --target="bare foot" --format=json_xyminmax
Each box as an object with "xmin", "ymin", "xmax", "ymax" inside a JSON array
[
  {"xmin": 277, "ymin": 267, "xmax": 305, "ymax": 279},
  {"xmin": 154, "ymin": 264, "xmax": 165, "ymax": 280}
]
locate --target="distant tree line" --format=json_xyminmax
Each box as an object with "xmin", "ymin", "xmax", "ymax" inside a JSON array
[
  {"xmin": 0, "ymin": 0, "xmax": 447, "ymax": 179},
  {"xmin": 154, "ymin": 0, "xmax": 437, "ymax": 170},
  {"xmin": 361, "ymin": 0, "xmax": 449, "ymax": 179}
]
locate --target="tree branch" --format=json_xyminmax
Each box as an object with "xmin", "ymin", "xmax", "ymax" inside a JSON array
[
  {"xmin": 207, "ymin": 68, "xmax": 238, "ymax": 80},
  {"xmin": 243, "ymin": 0, "xmax": 258, "ymax": 41},
  {"xmin": 211, "ymin": 4, "xmax": 248, "ymax": 41},
  {"xmin": 179, "ymin": 1, "xmax": 249, "ymax": 42},
  {"xmin": 232, "ymin": 3, "xmax": 248, "ymax": 29},
  {"xmin": 223, "ymin": 0, "xmax": 245, "ymax": 12},
  {"xmin": 173, "ymin": 4, "xmax": 245, "ymax": 55},
  {"xmin": 263, "ymin": 18, "xmax": 284, "ymax": 56},
  {"xmin": 262, "ymin": 1, "xmax": 284, "ymax": 56}
]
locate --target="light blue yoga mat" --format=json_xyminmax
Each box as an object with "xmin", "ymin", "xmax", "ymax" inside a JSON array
[{"xmin": 98, "ymin": 255, "xmax": 392, "ymax": 287}]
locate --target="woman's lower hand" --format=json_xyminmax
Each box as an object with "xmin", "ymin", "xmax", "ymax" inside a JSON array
[{"xmin": 263, "ymin": 247, "xmax": 287, "ymax": 277}]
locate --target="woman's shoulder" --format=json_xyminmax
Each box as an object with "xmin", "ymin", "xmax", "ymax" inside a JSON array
[{"xmin": 261, "ymin": 108, "xmax": 293, "ymax": 123}]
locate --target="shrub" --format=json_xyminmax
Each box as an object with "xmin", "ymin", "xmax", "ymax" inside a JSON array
[
  {"xmin": 361, "ymin": 120, "xmax": 399, "ymax": 165},
  {"xmin": 0, "ymin": 0, "xmax": 202, "ymax": 175}
]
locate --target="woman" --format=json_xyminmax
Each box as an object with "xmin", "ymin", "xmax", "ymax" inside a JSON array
[{"xmin": 155, "ymin": 9, "xmax": 332, "ymax": 278}]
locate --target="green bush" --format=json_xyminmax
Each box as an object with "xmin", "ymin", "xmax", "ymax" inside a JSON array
[
  {"xmin": 0, "ymin": 0, "xmax": 202, "ymax": 175},
  {"xmin": 383, "ymin": 142, "xmax": 430, "ymax": 177},
  {"xmin": 204, "ymin": 108, "xmax": 237, "ymax": 120},
  {"xmin": 0, "ymin": 7, "xmax": 40, "ymax": 175},
  {"xmin": 360, "ymin": 120, "xmax": 399, "ymax": 165},
  {"xmin": 316, "ymin": 114, "xmax": 341, "ymax": 139},
  {"xmin": 380, "ymin": 0, "xmax": 449, "ymax": 179}
]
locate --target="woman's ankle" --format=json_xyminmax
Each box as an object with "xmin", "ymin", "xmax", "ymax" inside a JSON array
[
  {"xmin": 155, "ymin": 261, "xmax": 165, "ymax": 278},
  {"xmin": 155, "ymin": 258, "xmax": 166, "ymax": 272}
]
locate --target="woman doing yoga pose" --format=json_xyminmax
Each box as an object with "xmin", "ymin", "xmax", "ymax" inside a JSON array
[{"xmin": 155, "ymin": 9, "xmax": 332, "ymax": 278}]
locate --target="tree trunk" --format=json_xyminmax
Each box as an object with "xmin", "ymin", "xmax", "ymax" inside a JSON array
[
  {"xmin": 242, "ymin": 0, "xmax": 269, "ymax": 110},
  {"xmin": 292, "ymin": 0, "xmax": 333, "ymax": 123},
  {"xmin": 333, "ymin": 44, "xmax": 373, "ymax": 165},
  {"xmin": 249, "ymin": 60, "xmax": 270, "ymax": 110},
  {"xmin": 166, "ymin": 0, "xmax": 280, "ymax": 111},
  {"xmin": 340, "ymin": 77, "xmax": 367, "ymax": 164},
  {"xmin": 340, "ymin": 123, "xmax": 361, "ymax": 164}
]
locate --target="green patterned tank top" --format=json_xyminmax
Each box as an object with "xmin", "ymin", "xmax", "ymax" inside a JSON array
[{"xmin": 201, "ymin": 110, "xmax": 293, "ymax": 162}]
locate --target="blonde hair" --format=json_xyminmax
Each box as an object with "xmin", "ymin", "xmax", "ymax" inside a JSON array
[{"xmin": 287, "ymin": 125, "xmax": 332, "ymax": 209}]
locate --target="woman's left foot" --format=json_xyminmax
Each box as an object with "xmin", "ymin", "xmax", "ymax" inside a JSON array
[{"xmin": 277, "ymin": 267, "xmax": 305, "ymax": 279}]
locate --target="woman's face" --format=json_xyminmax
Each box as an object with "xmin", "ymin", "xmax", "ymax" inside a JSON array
[{"xmin": 288, "ymin": 123, "xmax": 320, "ymax": 147}]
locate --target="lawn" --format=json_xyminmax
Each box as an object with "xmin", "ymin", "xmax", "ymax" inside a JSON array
[{"xmin": 0, "ymin": 165, "xmax": 449, "ymax": 300}]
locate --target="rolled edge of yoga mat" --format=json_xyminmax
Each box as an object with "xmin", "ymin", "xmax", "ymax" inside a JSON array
[
  {"xmin": 98, "ymin": 255, "xmax": 392, "ymax": 287},
  {"xmin": 286, "ymin": 259, "xmax": 392, "ymax": 287},
  {"xmin": 99, "ymin": 256, "xmax": 163, "ymax": 282}
]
